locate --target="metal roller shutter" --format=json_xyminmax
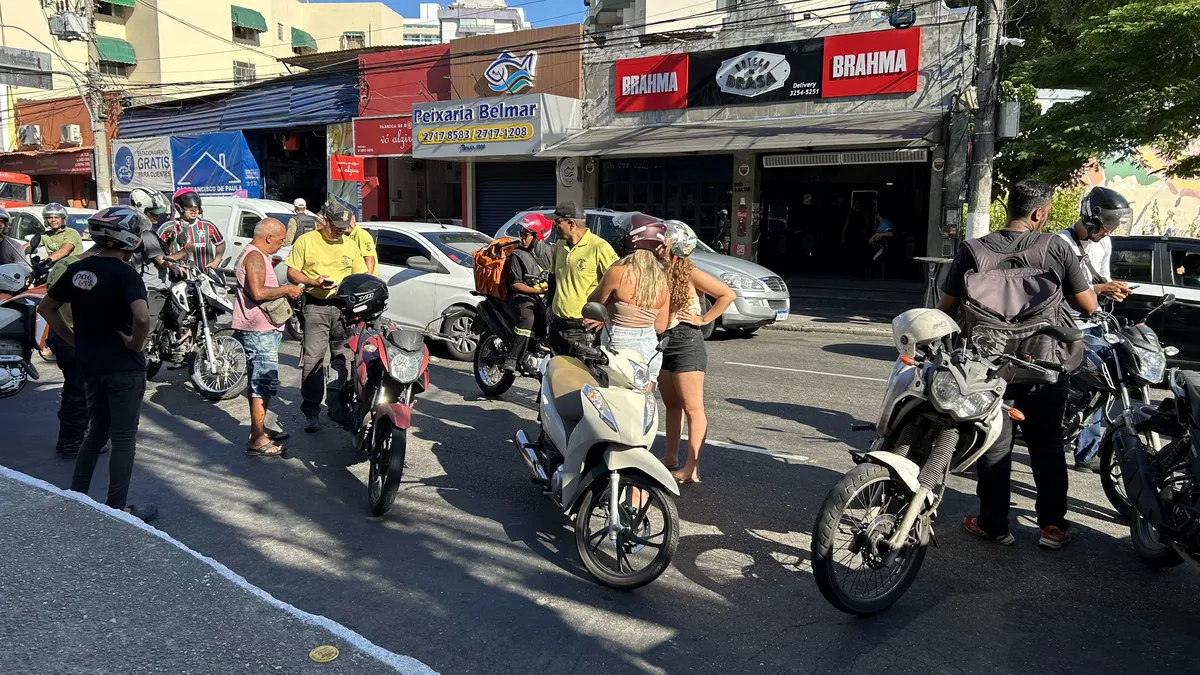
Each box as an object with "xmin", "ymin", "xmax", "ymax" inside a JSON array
[{"xmin": 474, "ymin": 161, "xmax": 557, "ymax": 236}]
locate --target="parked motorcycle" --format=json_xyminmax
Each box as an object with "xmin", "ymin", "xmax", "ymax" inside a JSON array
[
  {"xmin": 1118, "ymin": 369, "xmax": 1200, "ymax": 570},
  {"xmin": 472, "ymin": 292, "xmax": 551, "ymax": 396},
  {"xmin": 145, "ymin": 259, "xmax": 247, "ymax": 401},
  {"xmin": 1059, "ymin": 296, "xmax": 1179, "ymax": 518},
  {"xmin": 0, "ymin": 265, "xmax": 41, "ymax": 398},
  {"xmin": 511, "ymin": 302, "xmax": 680, "ymax": 590},
  {"xmin": 811, "ymin": 308, "xmax": 1081, "ymax": 615}
]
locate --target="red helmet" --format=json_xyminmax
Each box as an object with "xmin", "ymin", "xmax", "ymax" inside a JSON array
[
  {"xmin": 615, "ymin": 212, "xmax": 667, "ymax": 255},
  {"xmin": 518, "ymin": 212, "xmax": 553, "ymax": 241}
]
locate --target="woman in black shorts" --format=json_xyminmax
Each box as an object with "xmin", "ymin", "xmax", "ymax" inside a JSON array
[{"xmin": 658, "ymin": 220, "xmax": 735, "ymax": 484}]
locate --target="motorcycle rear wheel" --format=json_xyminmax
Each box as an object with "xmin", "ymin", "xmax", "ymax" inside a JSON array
[
  {"xmin": 575, "ymin": 473, "xmax": 679, "ymax": 590},
  {"xmin": 367, "ymin": 416, "xmax": 407, "ymax": 517},
  {"xmin": 474, "ymin": 331, "xmax": 515, "ymax": 397},
  {"xmin": 189, "ymin": 330, "xmax": 248, "ymax": 401},
  {"xmin": 811, "ymin": 463, "xmax": 927, "ymax": 616},
  {"xmin": 1129, "ymin": 513, "xmax": 1184, "ymax": 568}
]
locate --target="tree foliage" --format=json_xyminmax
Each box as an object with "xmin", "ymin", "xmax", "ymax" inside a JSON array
[{"xmin": 995, "ymin": 0, "xmax": 1200, "ymax": 186}]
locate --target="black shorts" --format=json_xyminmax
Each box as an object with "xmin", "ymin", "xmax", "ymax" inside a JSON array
[{"xmin": 661, "ymin": 324, "xmax": 706, "ymax": 373}]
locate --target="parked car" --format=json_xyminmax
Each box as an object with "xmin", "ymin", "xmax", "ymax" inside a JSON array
[
  {"xmin": 362, "ymin": 222, "xmax": 492, "ymax": 360},
  {"xmin": 6, "ymin": 205, "xmax": 97, "ymax": 255},
  {"xmin": 1109, "ymin": 235, "xmax": 1200, "ymax": 368},
  {"xmin": 200, "ymin": 197, "xmax": 298, "ymax": 284},
  {"xmin": 496, "ymin": 208, "xmax": 790, "ymax": 338}
]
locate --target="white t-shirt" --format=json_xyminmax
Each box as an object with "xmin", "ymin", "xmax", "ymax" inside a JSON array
[{"xmin": 1058, "ymin": 230, "xmax": 1112, "ymax": 329}]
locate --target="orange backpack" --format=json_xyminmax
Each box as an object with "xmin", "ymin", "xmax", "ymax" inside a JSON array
[{"xmin": 471, "ymin": 237, "xmax": 518, "ymax": 300}]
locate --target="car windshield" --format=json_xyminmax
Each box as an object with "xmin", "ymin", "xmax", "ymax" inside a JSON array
[
  {"xmin": 422, "ymin": 231, "xmax": 492, "ymax": 268},
  {"xmin": 267, "ymin": 213, "xmax": 295, "ymax": 225}
]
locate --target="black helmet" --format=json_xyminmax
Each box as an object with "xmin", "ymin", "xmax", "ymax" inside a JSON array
[
  {"xmin": 1079, "ymin": 186, "xmax": 1132, "ymax": 234},
  {"xmin": 173, "ymin": 189, "xmax": 202, "ymax": 211},
  {"xmin": 88, "ymin": 206, "xmax": 148, "ymax": 251},
  {"xmin": 336, "ymin": 274, "xmax": 388, "ymax": 323},
  {"xmin": 613, "ymin": 212, "xmax": 668, "ymax": 256}
]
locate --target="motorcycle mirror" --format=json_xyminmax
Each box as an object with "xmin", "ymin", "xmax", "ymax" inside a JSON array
[
  {"xmin": 656, "ymin": 335, "xmax": 670, "ymax": 353},
  {"xmin": 27, "ymin": 233, "xmax": 42, "ymax": 253},
  {"xmin": 581, "ymin": 302, "xmax": 611, "ymax": 330},
  {"xmin": 1162, "ymin": 294, "xmax": 1176, "ymax": 308}
]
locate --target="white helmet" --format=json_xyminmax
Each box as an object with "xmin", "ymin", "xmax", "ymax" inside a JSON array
[
  {"xmin": 0, "ymin": 263, "xmax": 32, "ymax": 294},
  {"xmin": 663, "ymin": 219, "xmax": 698, "ymax": 258},
  {"xmin": 88, "ymin": 206, "xmax": 147, "ymax": 252},
  {"xmin": 891, "ymin": 308, "xmax": 960, "ymax": 357},
  {"xmin": 130, "ymin": 187, "xmax": 170, "ymax": 216}
]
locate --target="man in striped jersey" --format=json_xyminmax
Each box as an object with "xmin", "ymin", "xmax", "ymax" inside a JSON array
[{"xmin": 158, "ymin": 189, "xmax": 226, "ymax": 270}]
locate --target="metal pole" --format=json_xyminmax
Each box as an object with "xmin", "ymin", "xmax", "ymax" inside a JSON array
[
  {"xmin": 84, "ymin": 0, "xmax": 112, "ymax": 208},
  {"xmin": 965, "ymin": 0, "xmax": 1002, "ymax": 239}
]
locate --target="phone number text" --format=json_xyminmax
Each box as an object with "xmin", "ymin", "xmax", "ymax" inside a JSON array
[{"xmin": 418, "ymin": 123, "xmax": 534, "ymax": 145}]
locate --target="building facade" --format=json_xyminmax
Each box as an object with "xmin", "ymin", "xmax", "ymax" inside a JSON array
[
  {"xmin": 438, "ymin": 0, "xmax": 532, "ymax": 43},
  {"xmin": 586, "ymin": 0, "xmax": 889, "ymax": 34}
]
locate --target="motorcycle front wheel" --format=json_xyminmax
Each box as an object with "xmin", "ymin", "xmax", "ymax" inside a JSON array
[
  {"xmin": 474, "ymin": 331, "xmax": 515, "ymax": 397},
  {"xmin": 1098, "ymin": 429, "xmax": 1132, "ymax": 520},
  {"xmin": 1130, "ymin": 513, "xmax": 1184, "ymax": 568},
  {"xmin": 285, "ymin": 313, "xmax": 304, "ymax": 342},
  {"xmin": 189, "ymin": 329, "xmax": 248, "ymax": 401},
  {"xmin": 811, "ymin": 463, "xmax": 927, "ymax": 616},
  {"xmin": 367, "ymin": 416, "xmax": 407, "ymax": 517},
  {"xmin": 574, "ymin": 473, "xmax": 679, "ymax": 590}
]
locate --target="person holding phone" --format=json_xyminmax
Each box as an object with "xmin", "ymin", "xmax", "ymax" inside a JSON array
[{"xmin": 285, "ymin": 202, "xmax": 368, "ymax": 433}]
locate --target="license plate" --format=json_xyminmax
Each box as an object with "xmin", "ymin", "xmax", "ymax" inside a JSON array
[{"xmin": 774, "ymin": 310, "xmax": 789, "ymax": 322}]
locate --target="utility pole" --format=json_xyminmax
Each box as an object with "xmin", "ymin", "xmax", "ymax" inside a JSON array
[
  {"xmin": 83, "ymin": 0, "xmax": 113, "ymax": 208},
  {"xmin": 965, "ymin": 0, "xmax": 1002, "ymax": 239}
]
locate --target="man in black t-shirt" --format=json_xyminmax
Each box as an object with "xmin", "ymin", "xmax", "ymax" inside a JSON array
[
  {"xmin": 938, "ymin": 179, "xmax": 1098, "ymax": 551},
  {"xmin": 503, "ymin": 215, "xmax": 552, "ymax": 372},
  {"xmin": 39, "ymin": 206, "xmax": 157, "ymax": 523}
]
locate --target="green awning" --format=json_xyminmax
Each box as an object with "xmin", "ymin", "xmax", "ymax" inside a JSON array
[
  {"xmin": 231, "ymin": 5, "xmax": 268, "ymax": 33},
  {"xmin": 95, "ymin": 36, "xmax": 137, "ymax": 65},
  {"xmin": 291, "ymin": 27, "xmax": 317, "ymax": 52},
  {"xmin": 104, "ymin": 0, "xmax": 137, "ymax": 7}
]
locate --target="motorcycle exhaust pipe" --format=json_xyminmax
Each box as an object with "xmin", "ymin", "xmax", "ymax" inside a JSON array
[{"xmin": 512, "ymin": 430, "xmax": 548, "ymax": 483}]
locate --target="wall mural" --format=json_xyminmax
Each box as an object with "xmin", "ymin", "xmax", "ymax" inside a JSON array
[{"xmin": 1086, "ymin": 147, "xmax": 1200, "ymax": 238}]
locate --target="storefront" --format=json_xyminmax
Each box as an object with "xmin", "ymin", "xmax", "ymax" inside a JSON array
[
  {"xmin": 0, "ymin": 96, "xmax": 115, "ymax": 207},
  {"xmin": 111, "ymin": 132, "xmax": 261, "ymax": 198},
  {"xmin": 552, "ymin": 5, "xmax": 974, "ymax": 279},
  {"xmin": 412, "ymin": 94, "xmax": 581, "ymax": 235}
]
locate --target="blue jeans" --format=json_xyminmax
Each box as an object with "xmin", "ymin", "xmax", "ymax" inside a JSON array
[
  {"xmin": 237, "ymin": 329, "xmax": 282, "ymax": 401},
  {"xmin": 1075, "ymin": 325, "xmax": 1106, "ymax": 463}
]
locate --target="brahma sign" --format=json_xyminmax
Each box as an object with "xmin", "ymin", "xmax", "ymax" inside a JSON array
[
  {"xmin": 614, "ymin": 54, "xmax": 689, "ymax": 113},
  {"xmin": 821, "ymin": 28, "xmax": 921, "ymax": 98}
]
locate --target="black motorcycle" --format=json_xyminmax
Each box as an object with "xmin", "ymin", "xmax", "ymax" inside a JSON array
[
  {"xmin": 472, "ymin": 292, "xmax": 551, "ymax": 397},
  {"xmin": 1063, "ymin": 296, "xmax": 1179, "ymax": 518},
  {"xmin": 1117, "ymin": 369, "xmax": 1200, "ymax": 570}
]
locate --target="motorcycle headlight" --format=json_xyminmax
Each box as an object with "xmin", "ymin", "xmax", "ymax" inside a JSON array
[
  {"xmin": 929, "ymin": 370, "xmax": 998, "ymax": 420},
  {"xmin": 582, "ymin": 384, "xmax": 618, "ymax": 432},
  {"xmin": 1133, "ymin": 346, "xmax": 1166, "ymax": 384},
  {"xmin": 719, "ymin": 272, "xmax": 766, "ymax": 292},
  {"xmin": 643, "ymin": 391, "xmax": 656, "ymax": 434},
  {"xmin": 628, "ymin": 358, "xmax": 652, "ymax": 393},
  {"xmin": 387, "ymin": 348, "xmax": 423, "ymax": 384}
]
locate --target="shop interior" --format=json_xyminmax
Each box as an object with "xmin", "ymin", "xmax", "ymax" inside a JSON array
[
  {"xmin": 250, "ymin": 129, "xmax": 328, "ymax": 206},
  {"xmin": 758, "ymin": 160, "xmax": 932, "ymax": 280}
]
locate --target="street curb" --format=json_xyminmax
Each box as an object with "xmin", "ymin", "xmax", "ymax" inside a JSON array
[{"xmin": 763, "ymin": 321, "xmax": 892, "ymax": 337}]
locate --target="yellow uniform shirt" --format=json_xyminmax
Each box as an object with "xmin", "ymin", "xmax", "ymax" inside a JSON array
[
  {"xmin": 345, "ymin": 225, "xmax": 377, "ymax": 261},
  {"xmin": 550, "ymin": 229, "xmax": 618, "ymax": 320},
  {"xmin": 284, "ymin": 230, "xmax": 367, "ymax": 299},
  {"xmin": 43, "ymin": 228, "xmax": 83, "ymax": 259}
]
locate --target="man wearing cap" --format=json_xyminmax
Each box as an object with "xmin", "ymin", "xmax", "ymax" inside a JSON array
[
  {"xmin": 547, "ymin": 201, "xmax": 617, "ymax": 356},
  {"xmin": 341, "ymin": 209, "xmax": 377, "ymax": 275},
  {"xmin": 284, "ymin": 198, "xmax": 321, "ymax": 246},
  {"xmin": 285, "ymin": 202, "xmax": 368, "ymax": 432}
]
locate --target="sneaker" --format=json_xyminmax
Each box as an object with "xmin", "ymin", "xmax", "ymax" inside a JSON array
[
  {"xmin": 1073, "ymin": 457, "xmax": 1102, "ymax": 473},
  {"xmin": 1039, "ymin": 525, "xmax": 1073, "ymax": 550},
  {"xmin": 304, "ymin": 416, "xmax": 321, "ymax": 433},
  {"xmin": 963, "ymin": 516, "xmax": 1015, "ymax": 545},
  {"xmin": 502, "ymin": 358, "xmax": 518, "ymax": 373}
]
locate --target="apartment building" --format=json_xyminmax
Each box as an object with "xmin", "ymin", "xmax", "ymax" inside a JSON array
[
  {"xmin": 438, "ymin": 0, "xmax": 532, "ymax": 42},
  {"xmin": 403, "ymin": 3, "xmax": 444, "ymax": 45},
  {"xmin": 586, "ymin": 0, "xmax": 889, "ymax": 34}
]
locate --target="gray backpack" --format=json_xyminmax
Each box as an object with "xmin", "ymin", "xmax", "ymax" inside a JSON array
[
  {"xmin": 292, "ymin": 214, "xmax": 319, "ymax": 239},
  {"xmin": 960, "ymin": 234, "xmax": 1083, "ymax": 384}
]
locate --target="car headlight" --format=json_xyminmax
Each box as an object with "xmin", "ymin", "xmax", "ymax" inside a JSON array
[
  {"xmin": 388, "ymin": 348, "xmax": 423, "ymax": 384},
  {"xmin": 1133, "ymin": 346, "xmax": 1166, "ymax": 384},
  {"xmin": 628, "ymin": 358, "xmax": 652, "ymax": 393},
  {"xmin": 583, "ymin": 384, "xmax": 618, "ymax": 432},
  {"xmin": 929, "ymin": 370, "xmax": 998, "ymax": 420},
  {"xmin": 643, "ymin": 391, "xmax": 656, "ymax": 434},
  {"xmin": 719, "ymin": 272, "xmax": 766, "ymax": 291}
]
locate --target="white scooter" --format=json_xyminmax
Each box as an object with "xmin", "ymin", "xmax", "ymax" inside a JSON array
[{"xmin": 512, "ymin": 302, "xmax": 680, "ymax": 589}]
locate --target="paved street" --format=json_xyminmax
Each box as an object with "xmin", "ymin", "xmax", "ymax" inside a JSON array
[{"xmin": 3, "ymin": 329, "xmax": 1200, "ymax": 674}]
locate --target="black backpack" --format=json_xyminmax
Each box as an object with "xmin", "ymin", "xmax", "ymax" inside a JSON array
[{"xmin": 960, "ymin": 233, "xmax": 1083, "ymax": 384}]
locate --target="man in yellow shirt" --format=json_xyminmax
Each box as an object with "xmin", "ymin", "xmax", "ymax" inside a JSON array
[
  {"xmin": 285, "ymin": 202, "xmax": 367, "ymax": 432},
  {"xmin": 548, "ymin": 201, "xmax": 617, "ymax": 356},
  {"xmin": 342, "ymin": 212, "xmax": 377, "ymax": 275}
]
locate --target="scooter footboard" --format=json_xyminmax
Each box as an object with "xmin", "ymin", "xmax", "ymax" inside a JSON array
[{"xmin": 564, "ymin": 444, "xmax": 680, "ymax": 511}]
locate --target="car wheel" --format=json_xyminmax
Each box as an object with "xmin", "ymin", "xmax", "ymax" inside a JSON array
[{"xmin": 441, "ymin": 308, "xmax": 478, "ymax": 361}]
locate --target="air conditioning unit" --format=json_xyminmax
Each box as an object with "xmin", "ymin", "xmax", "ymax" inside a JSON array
[
  {"xmin": 60, "ymin": 124, "xmax": 82, "ymax": 146},
  {"xmin": 48, "ymin": 12, "xmax": 89, "ymax": 42},
  {"xmin": 17, "ymin": 124, "xmax": 42, "ymax": 148}
]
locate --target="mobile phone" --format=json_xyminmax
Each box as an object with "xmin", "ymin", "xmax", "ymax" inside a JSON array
[
  {"xmin": 1126, "ymin": 284, "xmax": 1140, "ymax": 290},
  {"xmin": 320, "ymin": 279, "xmax": 336, "ymax": 289}
]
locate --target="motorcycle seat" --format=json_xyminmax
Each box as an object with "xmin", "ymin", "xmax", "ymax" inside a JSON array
[{"xmin": 546, "ymin": 355, "xmax": 598, "ymax": 422}]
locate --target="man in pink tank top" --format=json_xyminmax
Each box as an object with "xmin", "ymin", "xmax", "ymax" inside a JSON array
[{"xmin": 234, "ymin": 218, "xmax": 304, "ymax": 457}]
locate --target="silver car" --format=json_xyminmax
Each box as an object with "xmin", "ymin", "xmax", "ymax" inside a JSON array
[{"xmin": 497, "ymin": 208, "xmax": 790, "ymax": 338}]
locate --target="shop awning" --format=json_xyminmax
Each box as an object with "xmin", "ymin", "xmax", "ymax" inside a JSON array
[
  {"xmin": 95, "ymin": 36, "xmax": 137, "ymax": 65},
  {"xmin": 105, "ymin": 0, "xmax": 136, "ymax": 7},
  {"xmin": 291, "ymin": 27, "xmax": 318, "ymax": 52},
  {"xmin": 539, "ymin": 109, "xmax": 945, "ymax": 157},
  {"xmin": 231, "ymin": 5, "xmax": 268, "ymax": 33}
]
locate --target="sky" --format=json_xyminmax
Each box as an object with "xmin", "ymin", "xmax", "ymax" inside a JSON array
[{"xmin": 310, "ymin": 0, "xmax": 587, "ymax": 29}]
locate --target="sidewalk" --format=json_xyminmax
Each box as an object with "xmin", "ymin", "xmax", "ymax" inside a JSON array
[
  {"xmin": 0, "ymin": 467, "xmax": 436, "ymax": 675},
  {"xmin": 761, "ymin": 275, "xmax": 919, "ymax": 337}
]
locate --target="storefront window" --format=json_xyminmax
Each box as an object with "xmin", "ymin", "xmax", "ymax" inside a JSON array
[{"xmin": 599, "ymin": 156, "xmax": 731, "ymax": 246}]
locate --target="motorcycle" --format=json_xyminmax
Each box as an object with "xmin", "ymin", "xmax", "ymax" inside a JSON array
[
  {"xmin": 472, "ymin": 288, "xmax": 551, "ymax": 397},
  {"xmin": 285, "ymin": 292, "xmax": 305, "ymax": 342},
  {"xmin": 511, "ymin": 302, "xmax": 680, "ymax": 590},
  {"xmin": 811, "ymin": 308, "xmax": 1081, "ymax": 615},
  {"xmin": 1118, "ymin": 368, "xmax": 1200, "ymax": 570},
  {"xmin": 1061, "ymin": 295, "xmax": 1179, "ymax": 518},
  {"xmin": 145, "ymin": 260, "xmax": 247, "ymax": 401},
  {"xmin": 0, "ymin": 265, "xmax": 42, "ymax": 398}
]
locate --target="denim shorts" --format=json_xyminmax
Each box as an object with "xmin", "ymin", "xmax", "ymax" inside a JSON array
[
  {"xmin": 236, "ymin": 329, "xmax": 282, "ymax": 400},
  {"xmin": 606, "ymin": 325, "xmax": 662, "ymax": 382}
]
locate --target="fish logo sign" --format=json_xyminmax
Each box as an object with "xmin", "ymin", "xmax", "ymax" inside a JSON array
[{"xmin": 485, "ymin": 51, "xmax": 537, "ymax": 93}]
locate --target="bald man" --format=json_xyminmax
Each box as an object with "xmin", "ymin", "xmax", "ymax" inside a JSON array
[{"xmin": 235, "ymin": 218, "xmax": 304, "ymax": 456}]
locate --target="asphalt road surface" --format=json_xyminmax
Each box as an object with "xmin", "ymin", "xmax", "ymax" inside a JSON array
[{"xmin": 3, "ymin": 330, "xmax": 1199, "ymax": 674}]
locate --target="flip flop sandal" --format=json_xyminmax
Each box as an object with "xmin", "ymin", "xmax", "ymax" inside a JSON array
[
  {"xmin": 267, "ymin": 429, "xmax": 291, "ymax": 441},
  {"xmin": 246, "ymin": 441, "xmax": 286, "ymax": 458},
  {"xmin": 674, "ymin": 475, "xmax": 702, "ymax": 485}
]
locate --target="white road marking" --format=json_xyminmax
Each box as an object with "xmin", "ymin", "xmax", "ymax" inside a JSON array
[
  {"xmin": 0, "ymin": 465, "xmax": 439, "ymax": 675},
  {"xmin": 724, "ymin": 361, "xmax": 888, "ymax": 382},
  {"xmin": 656, "ymin": 432, "xmax": 811, "ymax": 463}
]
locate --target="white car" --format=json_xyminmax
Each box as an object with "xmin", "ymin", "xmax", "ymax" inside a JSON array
[
  {"xmin": 6, "ymin": 206, "xmax": 98, "ymax": 255},
  {"xmin": 199, "ymin": 197, "xmax": 300, "ymax": 284},
  {"xmin": 362, "ymin": 222, "xmax": 492, "ymax": 360}
]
